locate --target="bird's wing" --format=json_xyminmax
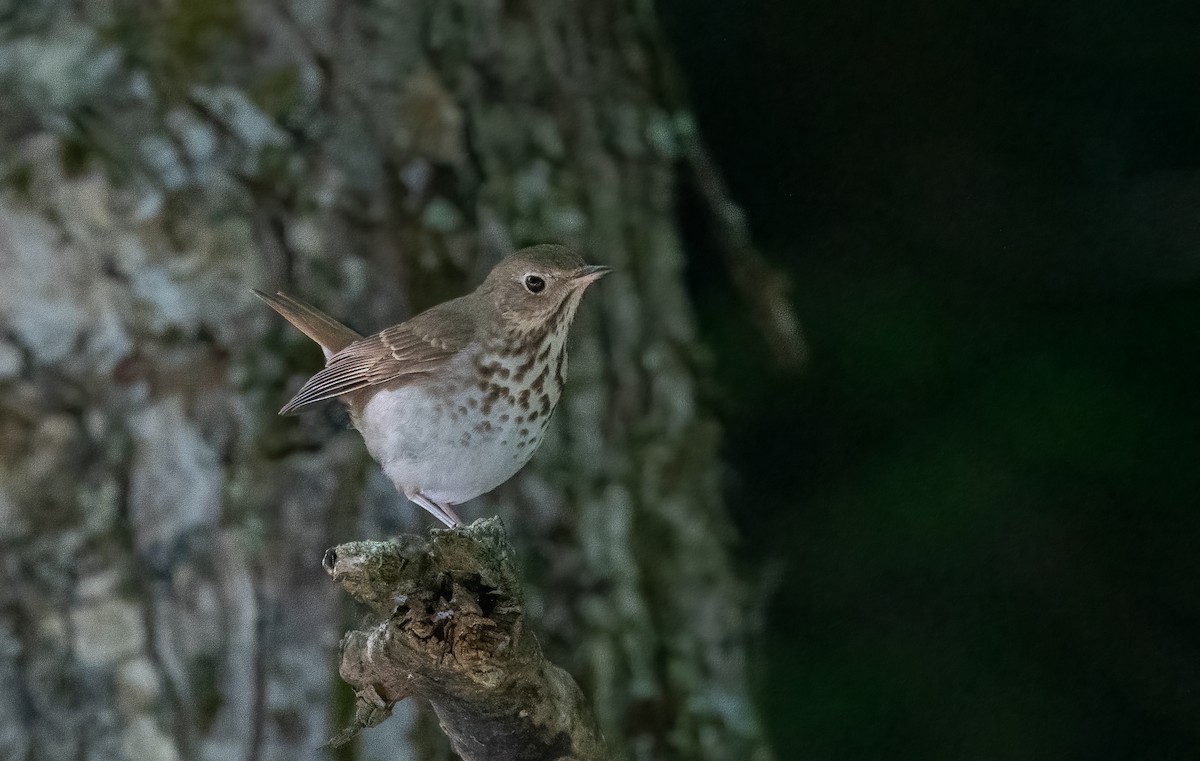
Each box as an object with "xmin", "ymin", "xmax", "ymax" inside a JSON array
[{"xmin": 279, "ymin": 301, "xmax": 476, "ymax": 414}]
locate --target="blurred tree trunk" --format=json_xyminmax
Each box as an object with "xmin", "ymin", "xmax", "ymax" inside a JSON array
[{"xmin": 0, "ymin": 2, "xmax": 770, "ymax": 760}]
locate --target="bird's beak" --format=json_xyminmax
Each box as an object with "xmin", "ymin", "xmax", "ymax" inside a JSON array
[{"xmin": 573, "ymin": 264, "xmax": 612, "ymax": 286}]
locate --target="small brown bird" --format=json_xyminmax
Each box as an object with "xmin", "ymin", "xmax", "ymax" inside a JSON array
[{"xmin": 255, "ymin": 244, "xmax": 609, "ymax": 527}]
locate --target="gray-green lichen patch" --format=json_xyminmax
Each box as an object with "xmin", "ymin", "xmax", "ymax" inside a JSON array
[
  {"xmin": 189, "ymin": 84, "xmax": 289, "ymax": 174},
  {"xmin": 128, "ymin": 397, "xmax": 222, "ymax": 558},
  {"xmin": 0, "ymin": 624, "xmax": 28, "ymax": 756},
  {"xmin": 644, "ymin": 109, "xmax": 680, "ymax": 159},
  {"xmin": 528, "ymin": 116, "xmax": 566, "ymax": 159},
  {"xmin": 422, "ymin": 197, "xmax": 465, "ymax": 232},
  {"xmin": 115, "ymin": 657, "xmax": 164, "ymax": 713},
  {"xmin": 282, "ymin": 215, "xmax": 327, "ymax": 262},
  {"xmin": 0, "ymin": 490, "xmax": 22, "ymax": 540},
  {"xmin": 0, "ymin": 195, "xmax": 130, "ymax": 368},
  {"xmin": 121, "ymin": 716, "xmax": 183, "ymax": 761},
  {"xmin": 544, "ymin": 203, "xmax": 587, "ymax": 238},
  {"xmin": 610, "ymin": 102, "xmax": 645, "ymax": 158},
  {"xmin": 0, "ymin": 340, "xmax": 23, "ymax": 379},
  {"xmin": 71, "ymin": 598, "xmax": 146, "ymax": 667},
  {"xmin": 0, "ymin": 22, "xmax": 121, "ymax": 118},
  {"xmin": 122, "ymin": 218, "xmax": 263, "ymax": 342},
  {"xmin": 323, "ymin": 539, "xmax": 412, "ymax": 615},
  {"xmin": 514, "ymin": 160, "xmax": 552, "ymax": 213},
  {"xmin": 77, "ymin": 476, "xmax": 121, "ymax": 537},
  {"xmin": 138, "ymin": 134, "xmax": 189, "ymax": 189}
]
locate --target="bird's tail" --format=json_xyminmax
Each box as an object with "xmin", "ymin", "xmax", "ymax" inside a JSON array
[{"xmin": 252, "ymin": 290, "xmax": 362, "ymax": 359}]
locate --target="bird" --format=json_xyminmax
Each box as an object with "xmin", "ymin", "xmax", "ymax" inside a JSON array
[{"xmin": 254, "ymin": 244, "xmax": 609, "ymax": 528}]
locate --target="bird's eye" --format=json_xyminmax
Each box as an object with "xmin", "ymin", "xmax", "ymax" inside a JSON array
[{"xmin": 524, "ymin": 274, "xmax": 546, "ymax": 293}]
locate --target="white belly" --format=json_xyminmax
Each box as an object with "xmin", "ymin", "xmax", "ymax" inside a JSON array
[{"xmin": 355, "ymin": 379, "xmax": 553, "ymax": 505}]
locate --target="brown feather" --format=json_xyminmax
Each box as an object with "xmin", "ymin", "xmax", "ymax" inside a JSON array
[
  {"xmin": 278, "ymin": 298, "xmax": 477, "ymax": 414},
  {"xmin": 252, "ymin": 290, "xmax": 361, "ymax": 354}
]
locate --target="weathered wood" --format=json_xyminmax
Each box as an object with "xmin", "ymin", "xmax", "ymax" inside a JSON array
[{"xmin": 325, "ymin": 519, "xmax": 606, "ymax": 760}]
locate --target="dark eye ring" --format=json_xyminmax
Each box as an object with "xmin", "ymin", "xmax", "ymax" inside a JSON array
[{"xmin": 524, "ymin": 274, "xmax": 546, "ymax": 293}]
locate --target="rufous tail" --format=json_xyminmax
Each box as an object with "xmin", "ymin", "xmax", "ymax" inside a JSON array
[{"xmin": 252, "ymin": 290, "xmax": 361, "ymax": 358}]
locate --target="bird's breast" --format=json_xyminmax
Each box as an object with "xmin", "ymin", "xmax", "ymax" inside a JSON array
[{"xmin": 355, "ymin": 343, "xmax": 565, "ymax": 504}]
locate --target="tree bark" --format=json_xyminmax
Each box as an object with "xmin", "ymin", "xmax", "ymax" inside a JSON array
[
  {"xmin": 325, "ymin": 519, "xmax": 606, "ymax": 761},
  {"xmin": 0, "ymin": 2, "xmax": 772, "ymax": 760}
]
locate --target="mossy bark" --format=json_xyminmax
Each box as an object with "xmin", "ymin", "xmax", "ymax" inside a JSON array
[{"xmin": 0, "ymin": 2, "xmax": 771, "ymax": 760}]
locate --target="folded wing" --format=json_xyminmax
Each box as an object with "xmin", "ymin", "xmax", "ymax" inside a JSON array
[{"xmin": 279, "ymin": 302, "xmax": 475, "ymax": 414}]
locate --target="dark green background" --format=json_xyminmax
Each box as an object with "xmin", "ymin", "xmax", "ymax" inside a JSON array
[{"xmin": 661, "ymin": 1, "xmax": 1200, "ymax": 758}]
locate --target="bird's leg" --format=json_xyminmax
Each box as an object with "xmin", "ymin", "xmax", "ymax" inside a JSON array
[
  {"xmin": 405, "ymin": 490, "xmax": 462, "ymax": 528},
  {"xmin": 438, "ymin": 501, "xmax": 464, "ymax": 527}
]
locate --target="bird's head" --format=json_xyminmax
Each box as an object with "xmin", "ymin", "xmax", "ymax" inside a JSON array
[{"xmin": 479, "ymin": 244, "xmax": 609, "ymax": 339}]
